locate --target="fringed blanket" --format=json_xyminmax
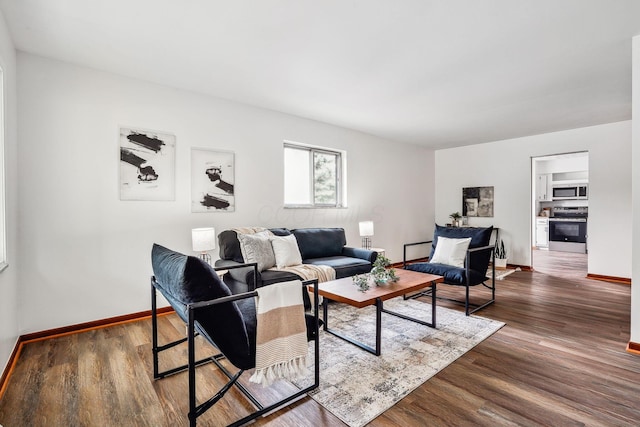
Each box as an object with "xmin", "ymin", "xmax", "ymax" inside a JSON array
[
  {"xmin": 249, "ymin": 280, "xmax": 309, "ymax": 387},
  {"xmin": 232, "ymin": 226, "xmax": 272, "ymax": 235},
  {"xmin": 270, "ymin": 263, "xmax": 336, "ymax": 282}
]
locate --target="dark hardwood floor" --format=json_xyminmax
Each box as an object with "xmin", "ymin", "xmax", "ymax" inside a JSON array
[
  {"xmin": 1, "ymin": 255, "xmax": 638, "ymax": 426},
  {"xmin": 532, "ymin": 248, "xmax": 588, "ymax": 280}
]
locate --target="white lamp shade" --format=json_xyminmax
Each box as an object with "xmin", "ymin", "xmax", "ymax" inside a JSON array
[
  {"xmin": 359, "ymin": 221, "xmax": 374, "ymax": 237},
  {"xmin": 192, "ymin": 227, "xmax": 216, "ymax": 252}
]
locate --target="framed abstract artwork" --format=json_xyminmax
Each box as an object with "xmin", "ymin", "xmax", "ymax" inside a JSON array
[
  {"xmin": 462, "ymin": 186, "xmax": 494, "ymax": 217},
  {"xmin": 119, "ymin": 127, "xmax": 176, "ymax": 201},
  {"xmin": 191, "ymin": 148, "xmax": 235, "ymax": 212}
]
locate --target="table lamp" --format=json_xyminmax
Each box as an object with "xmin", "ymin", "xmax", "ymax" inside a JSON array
[
  {"xmin": 192, "ymin": 227, "xmax": 216, "ymax": 264},
  {"xmin": 359, "ymin": 221, "xmax": 374, "ymax": 249}
]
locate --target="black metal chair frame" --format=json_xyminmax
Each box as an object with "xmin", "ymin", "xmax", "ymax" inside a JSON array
[
  {"xmin": 403, "ymin": 241, "xmax": 496, "ymax": 316},
  {"xmin": 151, "ymin": 263, "xmax": 320, "ymax": 427}
]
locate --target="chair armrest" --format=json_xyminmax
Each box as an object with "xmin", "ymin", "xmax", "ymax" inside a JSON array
[
  {"xmin": 467, "ymin": 244, "xmax": 495, "ymax": 254},
  {"xmin": 403, "ymin": 240, "xmax": 433, "ymax": 268},
  {"xmin": 342, "ymin": 246, "xmax": 378, "ymax": 263},
  {"xmin": 464, "ymin": 245, "xmax": 495, "ymax": 284}
]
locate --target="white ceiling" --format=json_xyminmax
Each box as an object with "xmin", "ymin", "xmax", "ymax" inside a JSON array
[{"xmin": 1, "ymin": 0, "xmax": 640, "ymax": 149}]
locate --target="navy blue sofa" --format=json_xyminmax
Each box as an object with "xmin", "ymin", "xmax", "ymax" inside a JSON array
[
  {"xmin": 215, "ymin": 227, "xmax": 377, "ymax": 288},
  {"xmin": 403, "ymin": 225, "xmax": 496, "ymax": 315}
]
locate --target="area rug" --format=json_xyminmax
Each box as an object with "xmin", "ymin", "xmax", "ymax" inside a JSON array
[{"xmin": 294, "ymin": 297, "xmax": 505, "ymax": 427}]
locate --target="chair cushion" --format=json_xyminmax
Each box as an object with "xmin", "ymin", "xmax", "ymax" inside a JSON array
[
  {"xmin": 151, "ymin": 244, "xmax": 253, "ymax": 370},
  {"xmin": 405, "ymin": 262, "xmax": 487, "ymax": 286},
  {"xmin": 430, "ymin": 225, "xmax": 493, "ymax": 272}
]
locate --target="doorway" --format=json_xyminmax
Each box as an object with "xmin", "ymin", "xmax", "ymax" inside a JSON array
[{"xmin": 531, "ymin": 152, "xmax": 589, "ymax": 278}]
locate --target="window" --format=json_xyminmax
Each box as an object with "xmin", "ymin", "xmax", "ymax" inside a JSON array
[
  {"xmin": 0, "ymin": 66, "xmax": 6, "ymax": 272},
  {"xmin": 284, "ymin": 142, "xmax": 345, "ymax": 207}
]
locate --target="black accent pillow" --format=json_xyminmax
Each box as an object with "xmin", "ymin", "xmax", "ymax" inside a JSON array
[{"xmin": 218, "ymin": 230, "xmax": 244, "ymax": 262}]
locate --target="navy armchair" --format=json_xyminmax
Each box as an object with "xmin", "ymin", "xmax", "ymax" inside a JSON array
[
  {"xmin": 403, "ymin": 225, "xmax": 496, "ymax": 315},
  {"xmin": 150, "ymin": 244, "xmax": 320, "ymax": 426}
]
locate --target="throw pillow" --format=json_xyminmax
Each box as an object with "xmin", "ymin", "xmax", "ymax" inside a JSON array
[
  {"xmin": 430, "ymin": 236, "xmax": 472, "ymax": 268},
  {"xmin": 237, "ymin": 232, "xmax": 276, "ymax": 272},
  {"xmin": 270, "ymin": 234, "xmax": 303, "ymax": 269}
]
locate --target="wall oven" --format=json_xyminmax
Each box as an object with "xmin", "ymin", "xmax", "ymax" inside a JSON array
[{"xmin": 548, "ymin": 217, "xmax": 587, "ymax": 253}]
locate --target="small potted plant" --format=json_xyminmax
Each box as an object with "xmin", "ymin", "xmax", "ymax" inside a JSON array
[
  {"xmin": 352, "ymin": 254, "xmax": 398, "ymax": 292},
  {"xmin": 494, "ymin": 239, "xmax": 508, "ymax": 270},
  {"xmin": 449, "ymin": 211, "xmax": 462, "ymax": 227}
]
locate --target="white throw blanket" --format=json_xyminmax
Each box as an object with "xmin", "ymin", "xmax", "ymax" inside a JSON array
[
  {"xmin": 249, "ymin": 280, "xmax": 309, "ymax": 387},
  {"xmin": 270, "ymin": 263, "xmax": 336, "ymax": 282}
]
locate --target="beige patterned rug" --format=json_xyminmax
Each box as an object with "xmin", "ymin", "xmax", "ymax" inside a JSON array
[{"xmin": 294, "ymin": 297, "xmax": 505, "ymax": 427}]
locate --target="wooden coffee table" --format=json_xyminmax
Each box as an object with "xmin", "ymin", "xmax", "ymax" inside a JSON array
[{"xmin": 309, "ymin": 269, "xmax": 444, "ymax": 356}]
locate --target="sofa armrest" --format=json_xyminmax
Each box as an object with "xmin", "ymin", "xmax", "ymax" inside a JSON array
[
  {"xmin": 214, "ymin": 259, "xmax": 261, "ymax": 289},
  {"xmin": 342, "ymin": 246, "xmax": 378, "ymax": 263},
  {"xmin": 403, "ymin": 240, "xmax": 433, "ymax": 268}
]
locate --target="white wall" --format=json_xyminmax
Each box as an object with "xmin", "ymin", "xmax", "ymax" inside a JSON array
[
  {"xmin": 631, "ymin": 35, "xmax": 639, "ymax": 345},
  {"xmin": 435, "ymin": 121, "xmax": 631, "ymax": 278},
  {"xmin": 0, "ymin": 9, "xmax": 19, "ymax": 372},
  {"xmin": 16, "ymin": 53, "xmax": 435, "ymax": 334}
]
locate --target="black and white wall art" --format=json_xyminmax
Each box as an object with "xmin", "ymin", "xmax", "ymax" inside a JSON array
[
  {"xmin": 191, "ymin": 148, "xmax": 235, "ymax": 212},
  {"xmin": 119, "ymin": 127, "xmax": 176, "ymax": 201},
  {"xmin": 462, "ymin": 186, "xmax": 494, "ymax": 217}
]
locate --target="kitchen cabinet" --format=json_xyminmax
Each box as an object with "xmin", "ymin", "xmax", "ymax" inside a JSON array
[
  {"xmin": 536, "ymin": 174, "xmax": 552, "ymax": 201},
  {"xmin": 536, "ymin": 217, "xmax": 549, "ymax": 247}
]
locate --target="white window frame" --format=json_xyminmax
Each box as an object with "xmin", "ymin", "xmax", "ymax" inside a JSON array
[
  {"xmin": 0, "ymin": 66, "xmax": 6, "ymax": 272},
  {"xmin": 284, "ymin": 141, "xmax": 346, "ymax": 208}
]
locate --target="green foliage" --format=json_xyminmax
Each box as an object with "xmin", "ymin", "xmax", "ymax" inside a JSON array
[
  {"xmin": 495, "ymin": 239, "xmax": 507, "ymax": 259},
  {"xmin": 449, "ymin": 211, "xmax": 462, "ymax": 220},
  {"xmin": 352, "ymin": 254, "xmax": 399, "ymax": 292},
  {"xmin": 313, "ymin": 152, "xmax": 337, "ymax": 204}
]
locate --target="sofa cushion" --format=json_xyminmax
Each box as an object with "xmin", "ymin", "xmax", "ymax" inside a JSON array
[
  {"xmin": 270, "ymin": 234, "xmax": 303, "ymax": 268},
  {"xmin": 259, "ymin": 269, "xmax": 303, "ymax": 287},
  {"xmin": 151, "ymin": 244, "xmax": 253, "ymax": 370},
  {"xmin": 237, "ymin": 232, "xmax": 276, "ymax": 272},
  {"xmin": 405, "ymin": 262, "xmax": 487, "ymax": 286},
  {"xmin": 292, "ymin": 228, "xmax": 346, "ymax": 260},
  {"xmin": 430, "ymin": 225, "xmax": 493, "ymax": 272},
  {"xmin": 304, "ymin": 256, "xmax": 372, "ymax": 279}
]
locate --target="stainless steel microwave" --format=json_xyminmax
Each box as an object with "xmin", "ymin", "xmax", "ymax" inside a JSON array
[{"xmin": 552, "ymin": 184, "xmax": 588, "ymax": 200}]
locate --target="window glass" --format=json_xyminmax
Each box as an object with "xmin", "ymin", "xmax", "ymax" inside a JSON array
[
  {"xmin": 284, "ymin": 147, "xmax": 311, "ymax": 204},
  {"xmin": 284, "ymin": 142, "xmax": 344, "ymax": 208},
  {"xmin": 313, "ymin": 151, "xmax": 337, "ymax": 205}
]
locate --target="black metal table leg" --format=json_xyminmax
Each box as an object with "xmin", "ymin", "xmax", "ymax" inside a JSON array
[
  {"xmin": 381, "ymin": 281, "xmax": 438, "ymax": 329},
  {"xmin": 375, "ymin": 298, "xmax": 382, "ymax": 356},
  {"xmin": 321, "ymin": 282, "xmax": 438, "ymax": 356},
  {"xmin": 431, "ymin": 281, "xmax": 436, "ymax": 326},
  {"xmin": 323, "ymin": 296, "xmax": 328, "ymax": 331}
]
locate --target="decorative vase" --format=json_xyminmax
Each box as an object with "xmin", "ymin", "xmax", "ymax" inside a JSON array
[{"xmin": 495, "ymin": 258, "xmax": 508, "ymax": 270}]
